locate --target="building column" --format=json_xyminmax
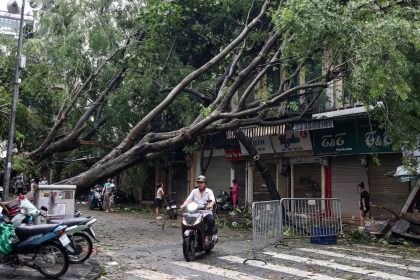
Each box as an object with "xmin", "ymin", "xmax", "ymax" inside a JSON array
[
  {"xmin": 290, "ymin": 164, "xmax": 295, "ymax": 198},
  {"xmin": 246, "ymin": 159, "xmax": 253, "ymax": 206},
  {"xmin": 321, "ymin": 165, "xmax": 326, "ymax": 211},
  {"xmin": 321, "ymin": 165, "xmax": 326, "ymax": 198},
  {"xmin": 230, "ymin": 163, "xmax": 235, "ymax": 184}
]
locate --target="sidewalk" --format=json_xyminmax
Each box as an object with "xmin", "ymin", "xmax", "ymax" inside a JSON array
[{"xmin": 0, "ymin": 257, "xmax": 102, "ymax": 279}]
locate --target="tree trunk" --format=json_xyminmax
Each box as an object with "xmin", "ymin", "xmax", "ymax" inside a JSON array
[{"xmin": 235, "ymin": 129, "xmax": 281, "ymax": 200}]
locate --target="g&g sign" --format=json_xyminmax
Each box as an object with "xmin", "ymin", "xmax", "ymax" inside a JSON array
[
  {"xmin": 364, "ymin": 131, "xmax": 392, "ymax": 148},
  {"xmin": 321, "ymin": 133, "xmax": 346, "ymax": 147},
  {"xmin": 313, "ymin": 119, "xmax": 395, "ymax": 155}
]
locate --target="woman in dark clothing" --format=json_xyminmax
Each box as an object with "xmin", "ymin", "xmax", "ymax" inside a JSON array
[{"xmin": 358, "ymin": 182, "xmax": 370, "ymax": 226}]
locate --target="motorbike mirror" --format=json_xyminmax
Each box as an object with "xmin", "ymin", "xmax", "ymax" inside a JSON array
[{"xmin": 40, "ymin": 206, "xmax": 48, "ymax": 211}]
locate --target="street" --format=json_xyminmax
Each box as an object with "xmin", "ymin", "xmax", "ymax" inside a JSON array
[{"xmin": 91, "ymin": 207, "xmax": 420, "ymax": 280}]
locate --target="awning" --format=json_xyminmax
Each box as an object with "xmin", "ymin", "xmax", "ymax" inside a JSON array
[
  {"xmin": 394, "ymin": 164, "xmax": 420, "ymax": 177},
  {"xmin": 293, "ymin": 119, "xmax": 334, "ymax": 132},
  {"xmin": 226, "ymin": 125, "xmax": 285, "ymax": 139}
]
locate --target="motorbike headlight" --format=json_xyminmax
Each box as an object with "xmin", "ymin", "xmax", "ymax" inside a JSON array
[
  {"xmin": 187, "ymin": 202, "xmax": 198, "ymax": 212},
  {"xmin": 20, "ymin": 207, "xmax": 28, "ymax": 215},
  {"xmin": 216, "ymin": 198, "xmax": 222, "ymax": 203}
]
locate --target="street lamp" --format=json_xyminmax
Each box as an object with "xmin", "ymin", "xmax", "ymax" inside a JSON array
[{"xmin": 1, "ymin": 0, "xmax": 42, "ymax": 200}]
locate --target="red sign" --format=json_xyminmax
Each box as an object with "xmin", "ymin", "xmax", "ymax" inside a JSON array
[{"xmin": 225, "ymin": 149, "xmax": 245, "ymax": 161}]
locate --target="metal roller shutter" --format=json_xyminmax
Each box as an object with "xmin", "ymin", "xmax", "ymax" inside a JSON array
[
  {"xmin": 294, "ymin": 163, "xmax": 321, "ymax": 198},
  {"xmin": 171, "ymin": 163, "xmax": 188, "ymax": 205},
  {"xmin": 331, "ymin": 156, "xmax": 368, "ymax": 218},
  {"xmin": 368, "ymin": 154, "xmax": 410, "ymax": 219},
  {"xmin": 233, "ymin": 161, "xmax": 246, "ymax": 205},
  {"xmin": 205, "ymin": 156, "xmax": 231, "ymax": 196}
]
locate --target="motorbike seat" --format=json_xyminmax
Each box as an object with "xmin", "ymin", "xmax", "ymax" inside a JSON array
[
  {"xmin": 47, "ymin": 217, "xmax": 90, "ymax": 226},
  {"xmin": 15, "ymin": 224, "xmax": 61, "ymax": 240}
]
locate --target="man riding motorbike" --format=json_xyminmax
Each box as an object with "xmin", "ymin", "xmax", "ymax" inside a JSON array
[{"xmin": 180, "ymin": 175, "xmax": 215, "ymax": 245}]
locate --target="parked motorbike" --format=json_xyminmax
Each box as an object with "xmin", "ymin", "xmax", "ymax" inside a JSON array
[
  {"xmin": 215, "ymin": 190, "xmax": 234, "ymax": 212},
  {"xmin": 47, "ymin": 216, "xmax": 98, "ymax": 264},
  {"xmin": 9, "ymin": 196, "xmax": 42, "ymax": 227},
  {"xmin": 2, "ymin": 198, "xmax": 95, "ymax": 264},
  {"xmin": 181, "ymin": 201, "xmax": 218, "ymax": 262},
  {"xmin": 164, "ymin": 192, "xmax": 178, "ymax": 219},
  {"xmin": 88, "ymin": 186, "xmax": 103, "ymax": 210},
  {"xmin": 0, "ymin": 207, "xmax": 70, "ymax": 278}
]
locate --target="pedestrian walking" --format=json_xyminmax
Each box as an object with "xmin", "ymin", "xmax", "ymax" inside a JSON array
[
  {"xmin": 155, "ymin": 183, "xmax": 165, "ymax": 219},
  {"xmin": 358, "ymin": 182, "xmax": 370, "ymax": 226}
]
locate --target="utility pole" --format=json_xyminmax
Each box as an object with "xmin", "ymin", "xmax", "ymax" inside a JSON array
[{"xmin": 2, "ymin": 0, "xmax": 26, "ymax": 200}]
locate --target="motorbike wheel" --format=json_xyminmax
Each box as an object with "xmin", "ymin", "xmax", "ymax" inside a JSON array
[
  {"xmin": 34, "ymin": 241, "xmax": 69, "ymax": 279},
  {"xmin": 169, "ymin": 210, "xmax": 178, "ymax": 219},
  {"xmin": 68, "ymin": 232, "xmax": 93, "ymax": 264},
  {"xmin": 182, "ymin": 236, "xmax": 195, "ymax": 262}
]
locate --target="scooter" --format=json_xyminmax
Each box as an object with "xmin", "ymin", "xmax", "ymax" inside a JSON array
[
  {"xmin": 215, "ymin": 190, "xmax": 234, "ymax": 212},
  {"xmin": 164, "ymin": 192, "xmax": 178, "ymax": 219},
  {"xmin": 10, "ymin": 196, "xmax": 42, "ymax": 227},
  {"xmin": 3, "ymin": 197, "xmax": 95, "ymax": 264},
  {"xmin": 88, "ymin": 186, "xmax": 103, "ymax": 210},
  {"xmin": 0, "ymin": 207, "xmax": 71, "ymax": 278},
  {"xmin": 47, "ymin": 216, "xmax": 98, "ymax": 264},
  {"xmin": 181, "ymin": 201, "xmax": 218, "ymax": 262}
]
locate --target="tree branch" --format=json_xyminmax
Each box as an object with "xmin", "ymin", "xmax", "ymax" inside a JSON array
[
  {"xmin": 237, "ymin": 46, "xmax": 282, "ymax": 110},
  {"xmin": 30, "ymin": 42, "xmax": 129, "ymax": 159},
  {"xmin": 94, "ymin": 0, "xmax": 272, "ymax": 167},
  {"xmin": 159, "ymin": 88, "xmax": 211, "ymax": 105}
]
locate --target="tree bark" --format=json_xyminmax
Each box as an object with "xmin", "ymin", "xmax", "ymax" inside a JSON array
[{"xmin": 235, "ymin": 129, "xmax": 281, "ymax": 200}]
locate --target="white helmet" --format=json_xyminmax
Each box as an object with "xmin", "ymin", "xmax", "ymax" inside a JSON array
[{"xmin": 196, "ymin": 175, "xmax": 207, "ymax": 183}]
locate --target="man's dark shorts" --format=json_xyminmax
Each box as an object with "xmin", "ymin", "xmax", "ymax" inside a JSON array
[{"xmin": 155, "ymin": 198, "xmax": 163, "ymax": 208}]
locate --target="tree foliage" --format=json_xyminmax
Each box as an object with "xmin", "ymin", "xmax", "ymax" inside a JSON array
[{"xmin": 0, "ymin": 0, "xmax": 418, "ymax": 188}]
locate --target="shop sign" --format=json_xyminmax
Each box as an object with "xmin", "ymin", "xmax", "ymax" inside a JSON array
[
  {"xmin": 224, "ymin": 148, "xmax": 245, "ymax": 161},
  {"xmin": 358, "ymin": 120, "xmax": 393, "ymax": 153},
  {"xmin": 239, "ymin": 135, "xmax": 275, "ymax": 155},
  {"xmin": 313, "ymin": 119, "xmax": 395, "ymax": 155},
  {"xmin": 272, "ymin": 131, "xmax": 312, "ymax": 152}
]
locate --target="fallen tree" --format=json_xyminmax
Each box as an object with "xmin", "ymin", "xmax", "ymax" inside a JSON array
[{"xmin": 1, "ymin": 0, "xmax": 416, "ymax": 189}]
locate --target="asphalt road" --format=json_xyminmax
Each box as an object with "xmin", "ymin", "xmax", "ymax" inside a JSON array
[
  {"xmin": 89, "ymin": 206, "xmax": 420, "ymax": 280},
  {"xmin": 2, "ymin": 205, "xmax": 419, "ymax": 279}
]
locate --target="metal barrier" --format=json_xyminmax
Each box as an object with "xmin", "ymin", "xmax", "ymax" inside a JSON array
[
  {"xmin": 280, "ymin": 198, "xmax": 343, "ymax": 242},
  {"xmin": 244, "ymin": 200, "xmax": 281, "ymax": 263},
  {"xmin": 245, "ymin": 198, "xmax": 343, "ymax": 263}
]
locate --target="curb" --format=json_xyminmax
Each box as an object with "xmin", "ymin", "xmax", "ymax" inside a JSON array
[{"xmin": 0, "ymin": 257, "xmax": 102, "ymax": 279}]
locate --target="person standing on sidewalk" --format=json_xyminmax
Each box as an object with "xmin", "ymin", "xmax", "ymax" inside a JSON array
[
  {"xmin": 358, "ymin": 182, "xmax": 370, "ymax": 226},
  {"xmin": 231, "ymin": 178, "xmax": 239, "ymax": 210},
  {"xmin": 155, "ymin": 183, "xmax": 165, "ymax": 219},
  {"xmin": 102, "ymin": 178, "xmax": 115, "ymax": 213}
]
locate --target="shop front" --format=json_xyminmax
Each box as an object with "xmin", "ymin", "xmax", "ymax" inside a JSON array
[
  {"xmin": 272, "ymin": 130, "xmax": 318, "ymax": 199},
  {"xmin": 239, "ymin": 136, "xmax": 277, "ymax": 202},
  {"xmin": 312, "ymin": 118, "xmax": 409, "ymax": 218}
]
